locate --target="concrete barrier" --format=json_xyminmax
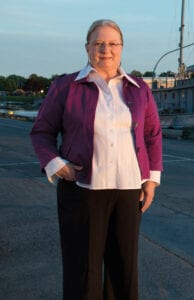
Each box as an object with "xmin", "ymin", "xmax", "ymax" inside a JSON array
[
  {"xmin": 160, "ymin": 113, "xmax": 194, "ymax": 129},
  {"xmin": 162, "ymin": 129, "xmax": 183, "ymax": 139},
  {"xmin": 172, "ymin": 114, "xmax": 194, "ymax": 129},
  {"xmin": 0, "ymin": 109, "xmax": 38, "ymax": 121},
  {"xmin": 160, "ymin": 115, "xmax": 174, "ymax": 128}
]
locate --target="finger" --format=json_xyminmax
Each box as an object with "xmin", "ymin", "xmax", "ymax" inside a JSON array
[
  {"xmin": 56, "ymin": 164, "xmax": 83, "ymax": 180},
  {"xmin": 56, "ymin": 174, "xmax": 63, "ymax": 179},
  {"xmin": 62, "ymin": 171, "xmax": 75, "ymax": 181},
  {"xmin": 141, "ymin": 198, "xmax": 153, "ymax": 213},
  {"xmin": 62, "ymin": 167, "xmax": 77, "ymax": 181},
  {"xmin": 71, "ymin": 164, "xmax": 83, "ymax": 171},
  {"xmin": 139, "ymin": 190, "xmax": 144, "ymax": 202},
  {"xmin": 56, "ymin": 170, "xmax": 72, "ymax": 180}
]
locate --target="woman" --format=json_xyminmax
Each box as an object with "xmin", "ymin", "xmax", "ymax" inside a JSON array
[{"xmin": 31, "ymin": 19, "xmax": 163, "ymax": 300}]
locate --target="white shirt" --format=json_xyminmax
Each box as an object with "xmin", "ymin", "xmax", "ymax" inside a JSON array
[{"xmin": 45, "ymin": 65, "xmax": 161, "ymax": 188}]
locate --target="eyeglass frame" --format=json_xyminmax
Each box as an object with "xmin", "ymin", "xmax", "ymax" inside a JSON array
[{"xmin": 88, "ymin": 41, "xmax": 123, "ymax": 50}]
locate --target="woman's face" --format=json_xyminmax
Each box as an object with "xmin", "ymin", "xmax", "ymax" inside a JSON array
[{"xmin": 86, "ymin": 26, "xmax": 123, "ymax": 74}]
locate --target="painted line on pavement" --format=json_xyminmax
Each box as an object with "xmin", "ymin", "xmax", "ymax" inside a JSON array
[
  {"xmin": 0, "ymin": 161, "xmax": 39, "ymax": 167},
  {"xmin": 163, "ymin": 154, "xmax": 194, "ymax": 162}
]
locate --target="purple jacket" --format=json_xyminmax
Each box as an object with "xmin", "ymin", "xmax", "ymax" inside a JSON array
[{"xmin": 30, "ymin": 72, "xmax": 163, "ymax": 184}]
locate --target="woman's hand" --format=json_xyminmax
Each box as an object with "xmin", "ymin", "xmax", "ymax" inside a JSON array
[
  {"xmin": 139, "ymin": 181, "xmax": 157, "ymax": 213},
  {"xmin": 56, "ymin": 163, "xmax": 83, "ymax": 181}
]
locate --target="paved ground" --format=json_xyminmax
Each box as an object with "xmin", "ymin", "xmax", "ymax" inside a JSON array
[{"xmin": 0, "ymin": 117, "xmax": 194, "ymax": 300}]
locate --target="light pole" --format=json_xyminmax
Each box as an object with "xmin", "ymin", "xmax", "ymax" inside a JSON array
[
  {"xmin": 178, "ymin": 0, "xmax": 185, "ymax": 78},
  {"xmin": 151, "ymin": 43, "xmax": 194, "ymax": 88}
]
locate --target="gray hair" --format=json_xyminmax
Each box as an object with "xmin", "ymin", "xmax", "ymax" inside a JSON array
[{"xmin": 86, "ymin": 19, "xmax": 124, "ymax": 45}]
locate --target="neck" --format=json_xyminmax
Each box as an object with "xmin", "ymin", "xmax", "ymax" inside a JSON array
[
  {"xmin": 90, "ymin": 63, "xmax": 120, "ymax": 82},
  {"xmin": 97, "ymin": 69, "xmax": 120, "ymax": 82}
]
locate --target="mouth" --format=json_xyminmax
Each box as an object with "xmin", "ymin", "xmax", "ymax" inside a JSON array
[{"xmin": 100, "ymin": 56, "xmax": 112, "ymax": 60}]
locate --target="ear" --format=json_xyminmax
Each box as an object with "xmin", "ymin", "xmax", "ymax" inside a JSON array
[{"xmin": 85, "ymin": 43, "xmax": 89, "ymax": 53}]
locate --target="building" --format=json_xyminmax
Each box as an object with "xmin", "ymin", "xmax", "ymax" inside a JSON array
[
  {"xmin": 143, "ymin": 77, "xmax": 175, "ymax": 89},
  {"xmin": 151, "ymin": 78, "xmax": 194, "ymax": 114}
]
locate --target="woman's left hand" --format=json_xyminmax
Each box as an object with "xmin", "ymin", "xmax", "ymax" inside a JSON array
[{"xmin": 139, "ymin": 181, "xmax": 157, "ymax": 213}]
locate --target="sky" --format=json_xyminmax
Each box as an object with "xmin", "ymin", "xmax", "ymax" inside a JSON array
[{"xmin": 1, "ymin": 0, "xmax": 194, "ymax": 78}]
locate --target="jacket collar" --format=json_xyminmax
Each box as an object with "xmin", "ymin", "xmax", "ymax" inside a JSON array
[{"xmin": 75, "ymin": 64, "xmax": 140, "ymax": 88}]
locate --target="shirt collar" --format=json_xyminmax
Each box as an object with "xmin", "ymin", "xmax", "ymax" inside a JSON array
[
  {"xmin": 119, "ymin": 66, "xmax": 140, "ymax": 88},
  {"xmin": 75, "ymin": 64, "xmax": 95, "ymax": 81},
  {"xmin": 75, "ymin": 64, "xmax": 140, "ymax": 88}
]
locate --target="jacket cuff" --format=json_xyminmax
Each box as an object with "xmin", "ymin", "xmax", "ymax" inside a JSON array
[
  {"xmin": 45, "ymin": 157, "xmax": 69, "ymax": 185},
  {"xmin": 141, "ymin": 170, "xmax": 161, "ymax": 186}
]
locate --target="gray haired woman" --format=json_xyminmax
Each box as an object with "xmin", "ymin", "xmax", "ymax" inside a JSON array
[{"xmin": 31, "ymin": 19, "xmax": 163, "ymax": 300}]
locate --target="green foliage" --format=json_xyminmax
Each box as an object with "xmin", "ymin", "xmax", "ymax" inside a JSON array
[
  {"xmin": 130, "ymin": 70, "xmax": 143, "ymax": 77},
  {"xmin": 0, "ymin": 69, "xmax": 177, "ymax": 95},
  {"xmin": 159, "ymin": 71, "xmax": 175, "ymax": 77},
  {"xmin": 143, "ymin": 71, "xmax": 155, "ymax": 77},
  {"xmin": 24, "ymin": 74, "xmax": 51, "ymax": 93},
  {"xmin": 0, "ymin": 74, "xmax": 52, "ymax": 94}
]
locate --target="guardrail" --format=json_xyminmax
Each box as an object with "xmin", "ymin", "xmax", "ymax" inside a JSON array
[
  {"xmin": 1, "ymin": 109, "xmax": 194, "ymax": 140},
  {"xmin": 160, "ymin": 113, "xmax": 194, "ymax": 129},
  {"xmin": 0, "ymin": 109, "xmax": 38, "ymax": 121}
]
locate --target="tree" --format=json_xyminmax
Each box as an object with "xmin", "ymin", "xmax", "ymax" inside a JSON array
[
  {"xmin": 159, "ymin": 70, "xmax": 175, "ymax": 77},
  {"xmin": 7, "ymin": 75, "xmax": 26, "ymax": 89},
  {"xmin": 4, "ymin": 77, "xmax": 17, "ymax": 92},
  {"xmin": 143, "ymin": 71, "xmax": 155, "ymax": 77},
  {"xmin": 130, "ymin": 70, "xmax": 143, "ymax": 77},
  {"xmin": 0, "ymin": 76, "xmax": 6, "ymax": 91},
  {"xmin": 24, "ymin": 74, "xmax": 51, "ymax": 94}
]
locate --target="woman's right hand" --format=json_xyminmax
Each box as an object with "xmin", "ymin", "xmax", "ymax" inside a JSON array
[{"xmin": 56, "ymin": 163, "xmax": 83, "ymax": 181}]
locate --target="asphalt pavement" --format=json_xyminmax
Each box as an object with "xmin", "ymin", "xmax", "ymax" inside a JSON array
[{"xmin": 0, "ymin": 117, "xmax": 194, "ymax": 300}]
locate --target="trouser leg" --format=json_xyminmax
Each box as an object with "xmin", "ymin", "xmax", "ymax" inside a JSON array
[
  {"xmin": 82, "ymin": 189, "xmax": 116, "ymax": 300},
  {"xmin": 57, "ymin": 179, "xmax": 89, "ymax": 300},
  {"xmin": 103, "ymin": 189, "xmax": 142, "ymax": 300},
  {"xmin": 57, "ymin": 182, "xmax": 115, "ymax": 300},
  {"xmin": 57, "ymin": 183, "xmax": 141, "ymax": 300}
]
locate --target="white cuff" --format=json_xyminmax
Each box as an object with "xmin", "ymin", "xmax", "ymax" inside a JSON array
[
  {"xmin": 141, "ymin": 171, "xmax": 161, "ymax": 186},
  {"xmin": 45, "ymin": 157, "xmax": 69, "ymax": 185}
]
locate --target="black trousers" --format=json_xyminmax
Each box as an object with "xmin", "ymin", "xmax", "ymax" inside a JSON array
[{"xmin": 57, "ymin": 179, "xmax": 142, "ymax": 300}]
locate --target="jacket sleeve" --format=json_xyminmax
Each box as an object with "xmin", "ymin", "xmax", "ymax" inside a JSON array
[
  {"xmin": 30, "ymin": 77, "xmax": 66, "ymax": 171},
  {"xmin": 144, "ymin": 85, "xmax": 163, "ymax": 172}
]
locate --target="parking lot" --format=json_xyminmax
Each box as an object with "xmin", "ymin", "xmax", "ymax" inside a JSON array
[{"xmin": 0, "ymin": 117, "xmax": 194, "ymax": 300}]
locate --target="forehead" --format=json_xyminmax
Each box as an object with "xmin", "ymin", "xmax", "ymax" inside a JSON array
[{"xmin": 89, "ymin": 26, "xmax": 121, "ymax": 41}]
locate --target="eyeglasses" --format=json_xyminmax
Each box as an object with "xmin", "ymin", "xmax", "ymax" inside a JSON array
[{"xmin": 91, "ymin": 41, "xmax": 123, "ymax": 50}]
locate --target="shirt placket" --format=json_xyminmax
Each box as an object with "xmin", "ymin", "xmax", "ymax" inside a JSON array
[{"xmin": 106, "ymin": 84, "xmax": 117, "ymax": 186}]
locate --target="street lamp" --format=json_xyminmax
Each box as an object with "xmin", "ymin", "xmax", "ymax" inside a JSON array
[{"xmin": 152, "ymin": 43, "xmax": 194, "ymax": 88}]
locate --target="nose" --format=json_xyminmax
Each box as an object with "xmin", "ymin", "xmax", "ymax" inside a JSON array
[
  {"xmin": 99, "ymin": 43, "xmax": 110, "ymax": 52},
  {"xmin": 101, "ymin": 43, "xmax": 108, "ymax": 48}
]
